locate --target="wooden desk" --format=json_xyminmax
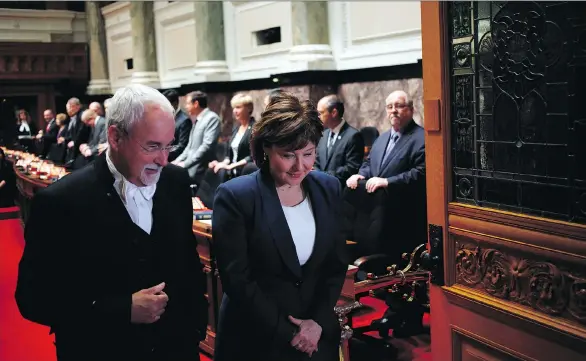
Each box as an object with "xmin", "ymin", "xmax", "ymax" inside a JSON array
[{"xmin": 192, "ymin": 220, "xmax": 222, "ymax": 356}]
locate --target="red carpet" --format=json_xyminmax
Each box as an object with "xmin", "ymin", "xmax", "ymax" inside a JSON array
[
  {"xmin": 0, "ymin": 208, "xmax": 212, "ymax": 361},
  {"xmin": 0, "ymin": 210, "xmax": 56, "ymax": 361},
  {"xmin": 1, "ymin": 206, "xmax": 428, "ymax": 361}
]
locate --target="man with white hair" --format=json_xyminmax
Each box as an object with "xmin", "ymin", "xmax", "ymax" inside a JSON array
[
  {"xmin": 344, "ymin": 90, "xmax": 427, "ymax": 336},
  {"xmin": 88, "ymin": 101, "xmax": 108, "ymax": 155},
  {"xmin": 16, "ymin": 84, "xmax": 209, "ymax": 361}
]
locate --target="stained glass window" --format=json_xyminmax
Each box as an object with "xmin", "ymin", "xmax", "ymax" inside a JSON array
[{"xmin": 449, "ymin": 1, "xmax": 586, "ymax": 224}]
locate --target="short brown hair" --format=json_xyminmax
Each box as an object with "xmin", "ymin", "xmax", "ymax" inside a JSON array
[
  {"xmin": 251, "ymin": 92, "xmax": 323, "ymax": 171},
  {"xmin": 186, "ymin": 91, "xmax": 207, "ymax": 108}
]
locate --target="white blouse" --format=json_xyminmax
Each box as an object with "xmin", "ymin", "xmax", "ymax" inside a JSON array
[{"xmin": 281, "ymin": 196, "xmax": 316, "ymax": 266}]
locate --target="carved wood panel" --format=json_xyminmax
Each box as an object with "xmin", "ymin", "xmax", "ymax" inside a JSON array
[
  {"xmin": 453, "ymin": 234, "xmax": 586, "ymax": 327},
  {"xmin": 0, "ymin": 42, "xmax": 88, "ymax": 80}
]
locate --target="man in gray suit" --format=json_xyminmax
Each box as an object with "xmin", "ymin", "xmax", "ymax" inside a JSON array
[
  {"xmin": 72, "ymin": 109, "xmax": 107, "ymax": 169},
  {"xmin": 172, "ymin": 91, "xmax": 220, "ymax": 186}
]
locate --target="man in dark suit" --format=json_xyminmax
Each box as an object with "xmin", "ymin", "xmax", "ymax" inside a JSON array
[
  {"xmin": 63, "ymin": 97, "xmax": 90, "ymax": 166},
  {"xmin": 163, "ymin": 89, "xmax": 192, "ymax": 162},
  {"xmin": 35, "ymin": 109, "xmax": 59, "ymax": 157},
  {"xmin": 347, "ymin": 90, "xmax": 427, "ymax": 249},
  {"xmin": 16, "ymin": 84, "xmax": 208, "ymax": 361},
  {"xmin": 346, "ymin": 90, "xmax": 427, "ymax": 335},
  {"xmin": 315, "ymin": 95, "xmax": 364, "ymax": 185}
]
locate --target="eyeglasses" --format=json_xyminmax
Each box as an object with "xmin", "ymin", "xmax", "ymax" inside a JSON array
[
  {"xmin": 122, "ymin": 129, "xmax": 179, "ymax": 154},
  {"xmin": 386, "ymin": 103, "xmax": 410, "ymax": 111}
]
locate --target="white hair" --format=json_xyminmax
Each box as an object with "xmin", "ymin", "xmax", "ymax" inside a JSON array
[
  {"xmin": 386, "ymin": 90, "xmax": 413, "ymax": 107},
  {"xmin": 106, "ymin": 84, "xmax": 173, "ymax": 135},
  {"xmin": 81, "ymin": 109, "xmax": 96, "ymax": 122}
]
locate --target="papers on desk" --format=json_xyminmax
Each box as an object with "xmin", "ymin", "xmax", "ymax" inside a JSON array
[
  {"xmin": 199, "ymin": 219, "xmax": 212, "ymax": 225},
  {"xmin": 194, "ymin": 209, "xmax": 213, "ymax": 220},
  {"xmin": 193, "ymin": 196, "xmax": 212, "ymax": 220}
]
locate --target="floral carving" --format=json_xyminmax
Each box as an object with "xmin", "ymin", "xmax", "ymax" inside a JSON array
[{"xmin": 455, "ymin": 240, "xmax": 586, "ymax": 325}]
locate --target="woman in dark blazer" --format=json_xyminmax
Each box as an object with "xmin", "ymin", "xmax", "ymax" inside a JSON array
[
  {"xmin": 209, "ymin": 93, "xmax": 255, "ymax": 177},
  {"xmin": 212, "ymin": 92, "xmax": 348, "ymax": 361}
]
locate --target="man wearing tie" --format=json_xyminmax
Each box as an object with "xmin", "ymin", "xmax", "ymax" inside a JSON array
[
  {"xmin": 346, "ymin": 90, "xmax": 427, "ymax": 336},
  {"xmin": 314, "ymin": 95, "xmax": 364, "ymax": 185},
  {"xmin": 346, "ymin": 90, "xmax": 427, "ymax": 252},
  {"xmin": 36, "ymin": 109, "xmax": 58, "ymax": 157}
]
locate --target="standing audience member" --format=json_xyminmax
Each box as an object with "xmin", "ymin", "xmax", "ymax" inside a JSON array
[
  {"xmin": 16, "ymin": 84, "xmax": 209, "ymax": 361},
  {"xmin": 315, "ymin": 95, "xmax": 364, "ymax": 185},
  {"xmin": 63, "ymin": 97, "xmax": 89, "ymax": 165},
  {"xmin": 208, "ymin": 93, "xmax": 255, "ymax": 177},
  {"xmin": 35, "ymin": 109, "xmax": 58, "ymax": 157},
  {"xmin": 212, "ymin": 91, "xmax": 347, "ymax": 361},
  {"xmin": 163, "ymin": 89, "xmax": 191, "ymax": 162},
  {"xmin": 172, "ymin": 91, "xmax": 220, "ymax": 187}
]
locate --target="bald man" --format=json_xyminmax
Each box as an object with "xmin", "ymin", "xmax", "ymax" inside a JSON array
[{"xmin": 346, "ymin": 90, "xmax": 427, "ymax": 255}]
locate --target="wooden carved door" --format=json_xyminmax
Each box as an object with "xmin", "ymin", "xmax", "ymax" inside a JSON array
[{"xmin": 422, "ymin": 2, "xmax": 586, "ymax": 360}]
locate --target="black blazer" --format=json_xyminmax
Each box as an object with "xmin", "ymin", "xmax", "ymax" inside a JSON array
[
  {"xmin": 169, "ymin": 110, "xmax": 192, "ymax": 162},
  {"xmin": 16, "ymin": 154, "xmax": 208, "ymax": 361},
  {"xmin": 224, "ymin": 119, "xmax": 254, "ymax": 165},
  {"xmin": 315, "ymin": 122, "xmax": 364, "ymax": 185},
  {"xmin": 354, "ymin": 120, "xmax": 427, "ymax": 254},
  {"xmin": 212, "ymin": 170, "xmax": 347, "ymax": 361}
]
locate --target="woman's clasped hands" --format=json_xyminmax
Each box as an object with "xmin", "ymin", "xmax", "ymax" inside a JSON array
[{"xmin": 288, "ymin": 315, "xmax": 322, "ymax": 357}]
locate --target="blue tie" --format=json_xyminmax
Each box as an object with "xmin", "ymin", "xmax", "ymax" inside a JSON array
[{"xmin": 382, "ymin": 133, "xmax": 399, "ymax": 166}]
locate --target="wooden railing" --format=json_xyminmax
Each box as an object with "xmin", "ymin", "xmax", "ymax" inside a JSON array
[{"xmin": 0, "ymin": 42, "xmax": 88, "ymax": 81}]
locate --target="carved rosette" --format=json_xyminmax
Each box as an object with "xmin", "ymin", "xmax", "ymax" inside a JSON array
[{"xmin": 455, "ymin": 240, "xmax": 586, "ymax": 325}]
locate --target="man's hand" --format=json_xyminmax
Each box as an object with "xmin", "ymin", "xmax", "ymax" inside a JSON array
[
  {"xmin": 79, "ymin": 143, "xmax": 88, "ymax": 153},
  {"xmin": 365, "ymin": 177, "xmax": 388, "ymax": 193},
  {"xmin": 67, "ymin": 141, "xmax": 74, "ymax": 149},
  {"xmin": 288, "ymin": 316, "xmax": 322, "ymax": 356},
  {"xmin": 346, "ymin": 174, "xmax": 365, "ymax": 189},
  {"xmin": 83, "ymin": 148, "xmax": 92, "ymax": 157},
  {"xmin": 131, "ymin": 282, "xmax": 169, "ymax": 324},
  {"xmin": 98, "ymin": 143, "xmax": 108, "ymax": 154},
  {"xmin": 57, "ymin": 137, "xmax": 65, "ymax": 144},
  {"xmin": 208, "ymin": 160, "xmax": 218, "ymax": 169},
  {"xmin": 213, "ymin": 162, "xmax": 228, "ymax": 173}
]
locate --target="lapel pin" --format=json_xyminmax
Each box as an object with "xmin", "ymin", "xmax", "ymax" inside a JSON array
[{"xmin": 338, "ymin": 136, "xmax": 341, "ymax": 140}]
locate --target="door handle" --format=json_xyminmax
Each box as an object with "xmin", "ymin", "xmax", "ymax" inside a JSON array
[{"xmin": 421, "ymin": 224, "xmax": 444, "ymax": 286}]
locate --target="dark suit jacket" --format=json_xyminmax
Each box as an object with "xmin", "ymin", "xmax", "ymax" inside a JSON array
[
  {"xmin": 64, "ymin": 110, "xmax": 90, "ymax": 162},
  {"xmin": 169, "ymin": 110, "xmax": 192, "ymax": 162},
  {"xmin": 315, "ymin": 122, "xmax": 364, "ymax": 185},
  {"xmin": 352, "ymin": 120, "xmax": 427, "ymax": 256},
  {"xmin": 224, "ymin": 120, "xmax": 254, "ymax": 169},
  {"xmin": 212, "ymin": 170, "xmax": 347, "ymax": 361},
  {"xmin": 15, "ymin": 154, "xmax": 208, "ymax": 361}
]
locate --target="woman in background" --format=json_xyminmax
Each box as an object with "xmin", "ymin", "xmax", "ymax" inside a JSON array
[
  {"xmin": 208, "ymin": 93, "xmax": 255, "ymax": 177},
  {"xmin": 212, "ymin": 92, "xmax": 347, "ymax": 361}
]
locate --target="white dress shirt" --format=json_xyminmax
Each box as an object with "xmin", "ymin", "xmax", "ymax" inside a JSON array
[
  {"xmin": 106, "ymin": 151, "xmax": 157, "ymax": 234},
  {"xmin": 328, "ymin": 119, "xmax": 346, "ymax": 148}
]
